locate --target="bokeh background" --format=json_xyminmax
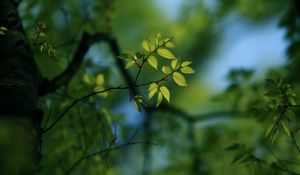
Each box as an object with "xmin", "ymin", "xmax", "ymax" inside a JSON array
[{"xmin": 17, "ymin": 0, "xmax": 300, "ymax": 174}]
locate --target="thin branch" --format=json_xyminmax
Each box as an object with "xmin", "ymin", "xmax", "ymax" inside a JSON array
[
  {"xmin": 39, "ymin": 32, "xmax": 91, "ymax": 96},
  {"xmin": 39, "ymin": 32, "xmax": 138, "ymax": 96},
  {"xmin": 65, "ymin": 141, "xmax": 156, "ymax": 175},
  {"xmin": 154, "ymin": 104, "xmax": 240, "ymax": 123},
  {"xmin": 42, "ymin": 71, "xmax": 177, "ymax": 133}
]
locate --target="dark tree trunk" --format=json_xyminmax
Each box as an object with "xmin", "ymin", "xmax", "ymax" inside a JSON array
[{"xmin": 0, "ymin": 0, "xmax": 41, "ymax": 174}]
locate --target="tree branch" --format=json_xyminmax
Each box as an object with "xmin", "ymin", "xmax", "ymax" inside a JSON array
[
  {"xmin": 65, "ymin": 141, "xmax": 156, "ymax": 175},
  {"xmin": 39, "ymin": 32, "xmax": 90, "ymax": 96},
  {"xmin": 38, "ymin": 32, "xmax": 137, "ymax": 96},
  {"xmin": 154, "ymin": 104, "xmax": 240, "ymax": 123}
]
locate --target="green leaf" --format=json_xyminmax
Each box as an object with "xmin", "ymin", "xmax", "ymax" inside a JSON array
[
  {"xmin": 147, "ymin": 56, "xmax": 158, "ymax": 69},
  {"xmin": 226, "ymin": 143, "xmax": 243, "ymax": 151},
  {"xmin": 288, "ymin": 97, "xmax": 297, "ymax": 105},
  {"xmin": 148, "ymin": 83, "xmax": 158, "ymax": 91},
  {"xmin": 96, "ymin": 74, "xmax": 104, "ymax": 85},
  {"xmin": 265, "ymin": 88, "xmax": 281, "ymax": 98},
  {"xmin": 94, "ymin": 86, "xmax": 108, "ymax": 97},
  {"xmin": 165, "ymin": 41, "xmax": 175, "ymax": 48},
  {"xmin": 231, "ymin": 151, "xmax": 245, "ymax": 164},
  {"xmin": 162, "ymin": 66, "xmax": 172, "ymax": 74},
  {"xmin": 148, "ymin": 83, "xmax": 158, "ymax": 100},
  {"xmin": 117, "ymin": 53, "xmax": 129, "ymax": 60},
  {"xmin": 271, "ymin": 129, "xmax": 279, "ymax": 143},
  {"xmin": 83, "ymin": 73, "xmax": 95, "ymax": 85},
  {"xmin": 101, "ymin": 108, "xmax": 112, "ymax": 124},
  {"xmin": 40, "ymin": 45, "xmax": 44, "ymax": 52},
  {"xmin": 148, "ymin": 88, "xmax": 157, "ymax": 100},
  {"xmin": 0, "ymin": 26, "xmax": 8, "ymax": 31},
  {"xmin": 181, "ymin": 66, "xmax": 195, "ymax": 74},
  {"xmin": 171, "ymin": 59, "xmax": 179, "ymax": 69},
  {"xmin": 155, "ymin": 33, "xmax": 162, "ymax": 45},
  {"xmin": 181, "ymin": 61, "xmax": 192, "ymax": 67},
  {"xmin": 265, "ymin": 124, "xmax": 274, "ymax": 137},
  {"xmin": 160, "ymin": 86, "xmax": 170, "ymax": 103},
  {"xmin": 0, "ymin": 26, "xmax": 8, "ymax": 35},
  {"xmin": 133, "ymin": 99, "xmax": 142, "ymax": 112},
  {"xmin": 157, "ymin": 48, "xmax": 175, "ymax": 59},
  {"xmin": 156, "ymin": 92, "xmax": 163, "ymax": 107},
  {"xmin": 125, "ymin": 60, "xmax": 135, "ymax": 69},
  {"xmin": 142, "ymin": 40, "xmax": 150, "ymax": 52},
  {"xmin": 281, "ymin": 120, "xmax": 290, "ymax": 136},
  {"xmin": 173, "ymin": 72, "xmax": 187, "ymax": 86}
]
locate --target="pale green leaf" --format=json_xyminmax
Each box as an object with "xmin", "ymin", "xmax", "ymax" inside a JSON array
[
  {"xmin": 125, "ymin": 60, "xmax": 135, "ymax": 69},
  {"xmin": 0, "ymin": 26, "xmax": 8, "ymax": 31},
  {"xmin": 181, "ymin": 61, "xmax": 192, "ymax": 67},
  {"xmin": 166, "ymin": 41, "xmax": 175, "ymax": 48},
  {"xmin": 148, "ymin": 83, "xmax": 158, "ymax": 91},
  {"xmin": 160, "ymin": 86, "xmax": 170, "ymax": 103},
  {"xmin": 157, "ymin": 48, "xmax": 175, "ymax": 59},
  {"xmin": 181, "ymin": 66, "xmax": 195, "ymax": 74},
  {"xmin": 133, "ymin": 100, "xmax": 142, "ymax": 112},
  {"xmin": 173, "ymin": 72, "xmax": 187, "ymax": 86},
  {"xmin": 94, "ymin": 86, "xmax": 108, "ymax": 97},
  {"xmin": 162, "ymin": 66, "xmax": 172, "ymax": 74},
  {"xmin": 156, "ymin": 92, "xmax": 163, "ymax": 107},
  {"xmin": 148, "ymin": 88, "xmax": 157, "ymax": 100},
  {"xmin": 147, "ymin": 56, "xmax": 158, "ymax": 69},
  {"xmin": 96, "ymin": 74, "xmax": 104, "ymax": 85},
  {"xmin": 142, "ymin": 40, "xmax": 150, "ymax": 52},
  {"xmin": 171, "ymin": 59, "xmax": 179, "ymax": 70},
  {"xmin": 83, "ymin": 73, "xmax": 95, "ymax": 85},
  {"xmin": 40, "ymin": 45, "xmax": 44, "ymax": 52},
  {"xmin": 0, "ymin": 26, "xmax": 8, "ymax": 35}
]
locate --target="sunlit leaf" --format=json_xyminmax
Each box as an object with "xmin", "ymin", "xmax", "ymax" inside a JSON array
[
  {"xmin": 133, "ymin": 99, "xmax": 142, "ymax": 112},
  {"xmin": 171, "ymin": 59, "xmax": 179, "ymax": 69},
  {"xmin": 147, "ymin": 56, "xmax": 158, "ymax": 69},
  {"xmin": 181, "ymin": 61, "xmax": 192, "ymax": 67},
  {"xmin": 96, "ymin": 74, "xmax": 104, "ymax": 85},
  {"xmin": 157, "ymin": 48, "xmax": 175, "ymax": 59},
  {"xmin": 148, "ymin": 88, "xmax": 157, "ymax": 100},
  {"xmin": 148, "ymin": 83, "xmax": 158, "ymax": 91},
  {"xmin": 166, "ymin": 41, "xmax": 175, "ymax": 48},
  {"xmin": 0, "ymin": 26, "xmax": 8, "ymax": 35},
  {"xmin": 156, "ymin": 92, "xmax": 163, "ymax": 107},
  {"xmin": 181, "ymin": 66, "xmax": 195, "ymax": 74},
  {"xmin": 94, "ymin": 86, "xmax": 108, "ymax": 97},
  {"xmin": 160, "ymin": 86, "xmax": 170, "ymax": 103},
  {"xmin": 83, "ymin": 73, "xmax": 95, "ymax": 85},
  {"xmin": 162, "ymin": 66, "xmax": 172, "ymax": 74},
  {"xmin": 142, "ymin": 40, "xmax": 150, "ymax": 52},
  {"xmin": 125, "ymin": 60, "xmax": 135, "ymax": 69},
  {"xmin": 173, "ymin": 72, "xmax": 187, "ymax": 86}
]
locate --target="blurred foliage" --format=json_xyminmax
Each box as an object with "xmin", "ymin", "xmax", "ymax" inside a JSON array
[{"xmin": 11, "ymin": 0, "xmax": 300, "ymax": 174}]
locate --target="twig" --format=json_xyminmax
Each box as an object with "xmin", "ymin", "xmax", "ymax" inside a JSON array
[
  {"xmin": 42, "ymin": 71, "xmax": 178, "ymax": 133},
  {"xmin": 65, "ymin": 141, "xmax": 156, "ymax": 175}
]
